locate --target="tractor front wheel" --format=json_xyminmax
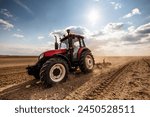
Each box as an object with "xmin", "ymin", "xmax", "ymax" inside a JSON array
[
  {"xmin": 40, "ymin": 58, "xmax": 68, "ymax": 85},
  {"xmin": 79, "ymin": 51, "xmax": 95, "ymax": 73}
]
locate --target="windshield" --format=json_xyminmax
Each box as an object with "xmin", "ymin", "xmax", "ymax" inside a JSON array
[
  {"xmin": 73, "ymin": 37, "xmax": 80, "ymax": 48},
  {"xmin": 59, "ymin": 39, "xmax": 69, "ymax": 49}
]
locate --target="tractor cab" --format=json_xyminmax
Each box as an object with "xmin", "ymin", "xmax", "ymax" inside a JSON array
[{"xmin": 58, "ymin": 30, "xmax": 86, "ymax": 61}]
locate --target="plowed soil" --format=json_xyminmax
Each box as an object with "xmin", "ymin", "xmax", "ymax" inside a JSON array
[{"xmin": 0, "ymin": 56, "xmax": 150, "ymax": 100}]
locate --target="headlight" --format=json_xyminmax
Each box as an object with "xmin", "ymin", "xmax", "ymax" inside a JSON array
[{"xmin": 39, "ymin": 53, "xmax": 44, "ymax": 60}]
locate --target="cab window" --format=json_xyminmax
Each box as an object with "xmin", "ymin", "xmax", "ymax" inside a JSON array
[
  {"xmin": 73, "ymin": 37, "xmax": 80, "ymax": 48},
  {"xmin": 60, "ymin": 39, "xmax": 69, "ymax": 49}
]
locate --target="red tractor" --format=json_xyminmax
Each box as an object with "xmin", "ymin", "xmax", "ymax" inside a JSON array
[{"xmin": 27, "ymin": 29, "xmax": 95, "ymax": 85}]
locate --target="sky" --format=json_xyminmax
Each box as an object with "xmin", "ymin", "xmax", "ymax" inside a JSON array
[{"xmin": 0, "ymin": 0, "xmax": 150, "ymax": 56}]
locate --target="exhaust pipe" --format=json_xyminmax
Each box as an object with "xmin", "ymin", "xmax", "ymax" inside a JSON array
[{"xmin": 54, "ymin": 35, "xmax": 58, "ymax": 49}]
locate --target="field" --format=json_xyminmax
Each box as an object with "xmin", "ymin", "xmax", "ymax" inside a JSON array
[{"xmin": 0, "ymin": 56, "xmax": 150, "ymax": 100}]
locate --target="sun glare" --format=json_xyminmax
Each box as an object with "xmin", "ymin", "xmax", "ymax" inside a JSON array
[{"xmin": 87, "ymin": 9, "xmax": 100, "ymax": 25}]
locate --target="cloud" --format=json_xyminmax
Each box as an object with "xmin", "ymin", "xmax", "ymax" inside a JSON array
[
  {"xmin": 110, "ymin": 2, "xmax": 122, "ymax": 10},
  {"xmin": 37, "ymin": 36, "xmax": 45, "ymax": 40},
  {"xmin": 135, "ymin": 22, "xmax": 150, "ymax": 34},
  {"xmin": 0, "ymin": 19, "xmax": 14, "ymax": 30},
  {"xmin": 65, "ymin": 26, "xmax": 91, "ymax": 36},
  {"xmin": 0, "ymin": 9, "xmax": 13, "ymax": 18},
  {"xmin": 123, "ymin": 23, "xmax": 150, "ymax": 44},
  {"xmin": 91, "ymin": 22, "xmax": 150, "ymax": 56},
  {"xmin": 50, "ymin": 26, "xmax": 91, "ymax": 38},
  {"xmin": 13, "ymin": 33, "xmax": 24, "ymax": 38},
  {"xmin": 94, "ymin": 22, "xmax": 150, "ymax": 44},
  {"xmin": 104, "ymin": 22, "xmax": 124, "ymax": 32},
  {"xmin": 48, "ymin": 23, "xmax": 150, "ymax": 56},
  {"xmin": 128, "ymin": 26, "xmax": 135, "ymax": 32},
  {"xmin": 14, "ymin": 0, "xmax": 33, "ymax": 14},
  {"xmin": 1, "ymin": 23, "xmax": 149, "ymax": 56},
  {"xmin": 123, "ymin": 8, "xmax": 141, "ymax": 18},
  {"xmin": 127, "ymin": 21, "xmax": 133, "ymax": 25},
  {"xmin": 50, "ymin": 29, "xmax": 66, "ymax": 38},
  {"xmin": 82, "ymin": 23, "xmax": 150, "ymax": 55},
  {"xmin": 132, "ymin": 8, "xmax": 141, "ymax": 15}
]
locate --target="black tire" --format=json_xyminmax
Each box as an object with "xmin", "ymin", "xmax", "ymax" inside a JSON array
[
  {"xmin": 27, "ymin": 66, "xmax": 40, "ymax": 79},
  {"xmin": 40, "ymin": 58, "xmax": 68, "ymax": 85},
  {"xmin": 33, "ymin": 74, "xmax": 40, "ymax": 79},
  {"xmin": 79, "ymin": 51, "xmax": 95, "ymax": 73}
]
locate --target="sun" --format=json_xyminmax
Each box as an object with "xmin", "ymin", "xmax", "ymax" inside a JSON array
[{"xmin": 87, "ymin": 9, "xmax": 100, "ymax": 25}]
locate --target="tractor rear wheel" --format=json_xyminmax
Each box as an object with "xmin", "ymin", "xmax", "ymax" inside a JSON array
[
  {"xmin": 40, "ymin": 58, "xmax": 68, "ymax": 85},
  {"xmin": 79, "ymin": 51, "xmax": 95, "ymax": 73}
]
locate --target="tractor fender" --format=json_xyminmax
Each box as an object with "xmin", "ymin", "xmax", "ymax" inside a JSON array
[
  {"xmin": 53, "ymin": 54, "xmax": 71, "ymax": 69},
  {"xmin": 77, "ymin": 47, "xmax": 91, "ymax": 60},
  {"xmin": 35, "ymin": 54, "xmax": 71, "ymax": 70}
]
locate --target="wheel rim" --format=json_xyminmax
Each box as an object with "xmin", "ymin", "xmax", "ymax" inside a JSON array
[
  {"xmin": 49, "ymin": 63, "xmax": 66, "ymax": 82},
  {"xmin": 85, "ymin": 55, "xmax": 94, "ymax": 69}
]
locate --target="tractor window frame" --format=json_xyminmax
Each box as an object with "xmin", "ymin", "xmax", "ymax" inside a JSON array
[
  {"xmin": 80, "ymin": 38, "xmax": 85, "ymax": 47},
  {"xmin": 73, "ymin": 37, "xmax": 85, "ymax": 48}
]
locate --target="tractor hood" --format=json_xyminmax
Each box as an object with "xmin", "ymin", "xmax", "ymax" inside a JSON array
[{"xmin": 43, "ymin": 49, "xmax": 67, "ymax": 57}]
